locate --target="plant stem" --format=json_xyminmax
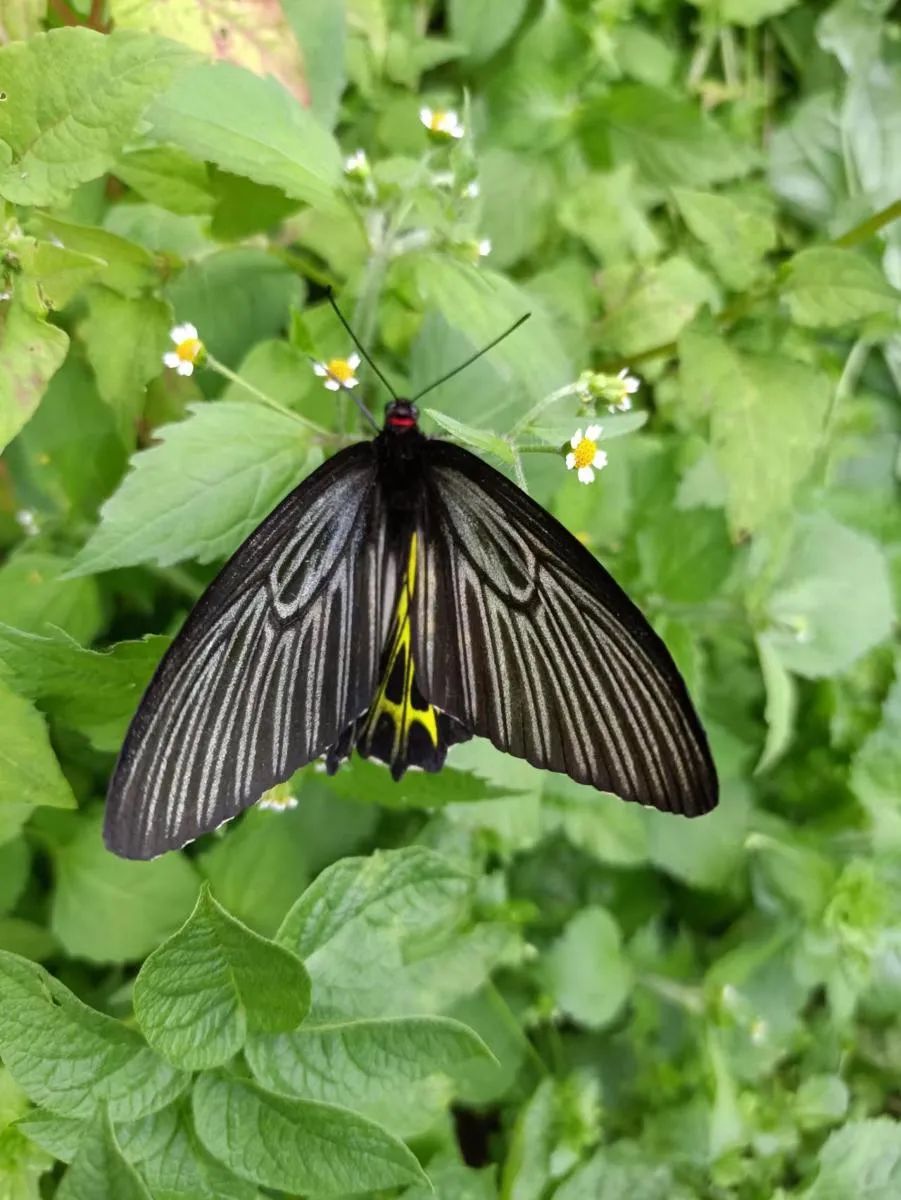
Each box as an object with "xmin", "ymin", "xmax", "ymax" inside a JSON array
[{"xmin": 204, "ymin": 354, "xmax": 330, "ymax": 437}]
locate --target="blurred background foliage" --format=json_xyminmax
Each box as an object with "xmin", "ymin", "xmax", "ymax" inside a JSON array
[{"xmin": 0, "ymin": 0, "xmax": 900, "ymax": 1197}]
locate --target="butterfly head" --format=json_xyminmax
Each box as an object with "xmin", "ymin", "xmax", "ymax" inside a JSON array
[{"xmin": 384, "ymin": 399, "xmax": 419, "ymax": 432}]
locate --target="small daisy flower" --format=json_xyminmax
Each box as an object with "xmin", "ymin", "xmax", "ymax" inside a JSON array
[
  {"xmin": 258, "ymin": 783, "xmax": 299, "ymax": 812},
  {"xmin": 344, "ymin": 149, "xmax": 370, "ymax": 177},
  {"xmin": 163, "ymin": 322, "xmax": 204, "ymax": 377},
  {"xmin": 463, "ymin": 180, "xmax": 480, "ymax": 199},
  {"xmin": 612, "ymin": 367, "xmax": 640, "ymax": 411},
  {"xmin": 420, "ymin": 106, "xmax": 464, "ymax": 140},
  {"xmin": 477, "ymin": 237, "xmax": 492, "ymax": 258},
  {"xmin": 312, "ymin": 352, "xmax": 361, "ymax": 392},
  {"xmin": 565, "ymin": 424, "xmax": 608, "ymax": 484}
]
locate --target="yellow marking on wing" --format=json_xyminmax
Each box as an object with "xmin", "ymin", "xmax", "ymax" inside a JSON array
[{"xmin": 363, "ymin": 533, "xmax": 439, "ymax": 762}]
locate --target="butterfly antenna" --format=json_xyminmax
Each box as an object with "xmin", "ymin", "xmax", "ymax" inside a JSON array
[
  {"xmin": 411, "ymin": 312, "xmax": 531, "ymax": 403},
  {"xmin": 326, "ymin": 292, "xmax": 399, "ymax": 417}
]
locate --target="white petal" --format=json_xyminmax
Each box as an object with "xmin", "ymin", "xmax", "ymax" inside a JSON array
[
  {"xmin": 577, "ymin": 466, "xmax": 594, "ymax": 484},
  {"xmin": 325, "ymin": 379, "xmax": 340, "ymax": 391},
  {"xmin": 625, "ymin": 377, "xmax": 640, "ymax": 393},
  {"xmin": 348, "ymin": 353, "xmax": 361, "ymax": 369},
  {"xmin": 585, "ymin": 424, "xmax": 602, "ymax": 440},
  {"xmin": 565, "ymin": 452, "xmax": 576, "ymax": 469},
  {"xmin": 176, "ymin": 360, "xmax": 194, "ymax": 377},
  {"xmin": 593, "ymin": 449, "xmax": 608, "ymax": 469},
  {"xmin": 420, "ymin": 106, "xmax": 433, "ymax": 126},
  {"xmin": 478, "ymin": 238, "xmax": 492, "ymax": 256},
  {"xmin": 162, "ymin": 351, "xmax": 180, "ymax": 368},
  {"xmin": 570, "ymin": 429, "xmax": 583, "ymax": 449},
  {"xmin": 312, "ymin": 362, "xmax": 327, "ymax": 376},
  {"xmin": 344, "ymin": 377, "xmax": 359, "ymax": 389}
]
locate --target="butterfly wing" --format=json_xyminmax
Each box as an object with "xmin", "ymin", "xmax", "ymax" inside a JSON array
[
  {"xmin": 105, "ymin": 443, "xmax": 393, "ymax": 859},
  {"xmin": 413, "ymin": 440, "xmax": 718, "ymax": 816}
]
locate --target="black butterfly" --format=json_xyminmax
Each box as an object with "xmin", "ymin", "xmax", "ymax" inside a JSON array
[{"xmin": 105, "ymin": 308, "xmax": 717, "ymax": 859}]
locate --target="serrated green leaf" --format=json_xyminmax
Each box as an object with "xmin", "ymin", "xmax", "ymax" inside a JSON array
[
  {"xmin": 80, "ymin": 288, "xmax": 172, "ymax": 429},
  {"xmin": 807, "ymin": 1117, "xmax": 901, "ymax": 1199},
  {"xmin": 51, "ymin": 810, "xmax": 199, "ymax": 964},
  {"xmin": 783, "ymin": 246, "xmax": 900, "ymax": 327},
  {"xmin": 425, "ymin": 408, "xmax": 515, "ymax": 463},
  {"xmin": 321, "ymin": 756, "xmax": 519, "ymax": 809},
  {"xmin": 544, "ymin": 906, "xmax": 632, "ymax": 1030},
  {"xmin": 0, "ymin": 298, "xmax": 69, "ymax": 454},
  {"xmin": 679, "ymin": 326, "xmax": 830, "ymax": 534},
  {"xmin": 673, "ymin": 187, "xmax": 776, "ymax": 291},
  {"xmin": 0, "ymin": 625, "xmax": 166, "ymax": 753},
  {"xmin": 598, "ymin": 257, "xmax": 718, "ymax": 358},
  {"xmin": 0, "ymin": 28, "xmax": 194, "ymax": 207},
  {"xmin": 637, "ymin": 506, "xmax": 733, "ymax": 604},
  {"xmin": 192, "ymin": 1071, "xmax": 428, "ymax": 1194},
  {"xmin": 115, "ymin": 145, "xmax": 214, "ymax": 215},
  {"xmin": 134, "ymin": 885, "xmax": 310, "ymax": 1070},
  {"xmin": 147, "ymin": 61, "xmax": 341, "ymax": 208},
  {"xmin": 559, "ymin": 166, "xmax": 661, "ymax": 265},
  {"xmin": 30, "ymin": 217, "xmax": 161, "ymax": 298},
  {"xmin": 763, "ymin": 513, "xmax": 894, "ymax": 678},
  {"xmin": 70, "ymin": 401, "xmax": 313, "ymax": 573},
  {"xmin": 247, "ymin": 1015, "xmax": 492, "ymax": 1137},
  {"xmin": 17, "ymin": 239, "xmax": 105, "ymax": 311},
  {"xmin": 0, "ymin": 550, "xmax": 103, "ymax": 642},
  {"xmin": 0, "ymin": 951, "xmax": 189, "ymax": 1120},
  {"xmin": 0, "ymin": 676, "xmax": 76, "ymax": 813},
  {"xmin": 56, "ymin": 1110, "xmax": 151, "ymax": 1200}
]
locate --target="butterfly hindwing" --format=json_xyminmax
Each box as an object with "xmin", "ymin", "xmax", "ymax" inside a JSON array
[
  {"xmin": 413, "ymin": 440, "xmax": 718, "ymax": 816},
  {"xmin": 104, "ymin": 443, "xmax": 390, "ymax": 859}
]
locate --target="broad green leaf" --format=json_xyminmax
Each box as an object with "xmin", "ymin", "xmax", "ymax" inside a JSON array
[
  {"xmin": 0, "ymin": 298, "xmax": 68, "ymax": 453},
  {"xmin": 0, "ymin": 951, "xmax": 189, "ymax": 1120},
  {"xmin": 114, "ymin": 145, "xmax": 214, "ymax": 215},
  {"xmin": 80, "ymin": 288, "xmax": 172, "ymax": 429},
  {"xmin": 851, "ymin": 658, "xmax": 901, "ymax": 847},
  {"xmin": 637, "ymin": 506, "xmax": 733, "ymax": 604},
  {"xmin": 581, "ymin": 85, "xmax": 751, "ymax": 188},
  {"xmin": 679, "ymin": 326, "xmax": 830, "ymax": 534},
  {"xmin": 479, "ymin": 148, "xmax": 555, "ymax": 268},
  {"xmin": 321, "ymin": 756, "xmax": 518, "ymax": 809},
  {"xmin": 164, "ymin": 247, "xmax": 305, "ymax": 373},
  {"xmin": 134, "ymin": 885, "xmax": 310, "ymax": 1070},
  {"xmin": 0, "ymin": 837, "xmax": 29, "ymax": 914},
  {"xmin": 51, "ymin": 810, "xmax": 199, "ymax": 964},
  {"xmin": 0, "ymin": 917, "xmax": 56, "ymax": 961},
  {"xmin": 541, "ymin": 780, "xmax": 649, "ymax": 868},
  {"xmin": 782, "ymin": 246, "xmax": 900, "ymax": 327},
  {"xmin": 247, "ymin": 1015, "xmax": 492, "ymax": 1137},
  {"xmin": 644, "ymin": 782, "xmax": 750, "ymax": 891},
  {"xmin": 597, "ymin": 257, "xmax": 718, "ymax": 358},
  {"xmin": 763, "ymin": 514, "xmax": 894, "ymax": 678},
  {"xmin": 192, "ymin": 1071, "xmax": 428, "ymax": 1195},
  {"xmin": 551, "ymin": 1145, "xmax": 674, "ymax": 1200},
  {"xmin": 147, "ymin": 61, "xmax": 342, "ymax": 208},
  {"xmin": 17, "ymin": 1104, "xmax": 181, "ymax": 1168},
  {"xmin": 745, "ymin": 831, "xmax": 834, "ymax": 919},
  {"xmin": 402, "ymin": 1150, "xmax": 497, "ymax": 1200},
  {"xmin": 31, "ymin": 217, "xmax": 161, "ymax": 298},
  {"xmin": 0, "ymin": 28, "xmax": 194, "ymax": 207},
  {"xmin": 794, "ymin": 1074, "xmax": 849, "ymax": 1130},
  {"xmin": 0, "ymin": 677, "xmax": 76, "ymax": 813},
  {"xmin": 755, "ymin": 635, "xmax": 798, "ymax": 772},
  {"xmin": 70, "ymin": 400, "xmax": 313, "ymax": 573},
  {"xmin": 544, "ymin": 906, "xmax": 632, "ymax": 1029},
  {"xmin": 807, "ymin": 1118, "xmax": 901, "ymax": 1199},
  {"xmin": 502, "ymin": 1076, "xmax": 599, "ymax": 1200},
  {"xmin": 16, "ymin": 239, "xmax": 105, "ymax": 311},
  {"xmin": 132, "ymin": 1107, "xmax": 258, "ymax": 1200},
  {"xmin": 425, "ymin": 408, "xmax": 515, "ymax": 464},
  {"xmin": 560, "ymin": 167, "xmax": 661, "ymax": 265},
  {"xmin": 282, "ymin": 0, "xmax": 346, "ymax": 128},
  {"xmin": 529, "ymin": 412, "xmax": 648, "ymax": 445},
  {"xmin": 0, "ymin": 625, "xmax": 166, "ymax": 753},
  {"xmin": 448, "ymin": 0, "xmax": 527, "ymax": 62},
  {"xmin": 0, "ymin": 1123, "xmax": 51, "ymax": 1200},
  {"xmin": 0, "ymin": 550, "xmax": 102, "ymax": 642},
  {"xmin": 57, "ymin": 1110, "xmax": 151, "ymax": 1200},
  {"xmin": 673, "ymin": 187, "xmax": 776, "ymax": 291},
  {"xmin": 111, "ymin": 0, "xmax": 309, "ymax": 103},
  {"xmin": 718, "ymin": 0, "xmax": 800, "ymax": 24}
]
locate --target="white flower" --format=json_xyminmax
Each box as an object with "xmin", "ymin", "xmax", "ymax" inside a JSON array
[
  {"xmin": 258, "ymin": 789, "xmax": 299, "ymax": 812},
  {"xmin": 162, "ymin": 322, "xmax": 203, "ymax": 377},
  {"xmin": 565, "ymin": 424, "xmax": 608, "ymax": 484},
  {"xmin": 344, "ymin": 149, "xmax": 369, "ymax": 176},
  {"xmin": 420, "ymin": 106, "xmax": 464, "ymax": 139},
  {"xmin": 312, "ymin": 352, "xmax": 361, "ymax": 392},
  {"xmin": 477, "ymin": 238, "xmax": 492, "ymax": 258},
  {"xmin": 611, "ymin": 367, "xmax": 640, "ymax": 411},
  {"xmin": 463, "ymin": 180, "xmax": 480, "ymax": 199},
  {"xmin": 15, "ymin": 509, "xmax": 39, "ymax": 537}
]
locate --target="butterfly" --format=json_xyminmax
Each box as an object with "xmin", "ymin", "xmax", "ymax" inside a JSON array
[{"xmin": 105, "ymin": 303, "xmax": 717, "ymax": 859}]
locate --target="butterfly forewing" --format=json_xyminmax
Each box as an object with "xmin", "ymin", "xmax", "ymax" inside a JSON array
[
  {"xmin": 105, "ymin": 443, "xmax": 391, "ymax": 859},
  {"xmin": 413, "ymin": 441, "xmax": 717, "ymax": 816}
]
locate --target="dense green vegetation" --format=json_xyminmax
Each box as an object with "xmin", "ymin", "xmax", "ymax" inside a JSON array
[{"xmin": 0, "ymin": 1, "xmax": 900, "ymax": 1196}]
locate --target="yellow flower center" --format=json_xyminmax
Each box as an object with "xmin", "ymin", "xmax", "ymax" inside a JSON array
[
  {"xmin": 430, "ymin": 110, "xmax": 452, "ymax": 132},
  {"xmin": 327, "ymin": 358, "xmax": 356, "ymax": 383},
  {"xmin": 572, "ymin": 437, "xmax": 596, "ymax": 469},
  {"xmin": 175, "ymin": 337, "xmax": 202, "ymax": 363}
]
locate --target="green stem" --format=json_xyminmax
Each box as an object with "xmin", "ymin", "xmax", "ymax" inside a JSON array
[
  {"xmin": 205, "ymin": 354, "xmax": 330, "ymax": 437},
  {"xmin": 833, "ymin": 197, "xmax": 901, "ymax": 248},
  {"xmin": 510, "ymin": 383, "xmax": 582, "ymax": 437}
]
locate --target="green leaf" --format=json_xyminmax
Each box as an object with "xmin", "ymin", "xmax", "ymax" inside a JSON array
[
  {"xmin": 282, "ymin": 0, "xmax": 346, "ymax": 128},
  {"xmin": 541, "ymin": 779, "xmax": 649, "ymax": 868},
  {"xmin": 425, "ymin": 408, "xmax": 515, "ymax": 464},
  {"xmin": 17, "ymin": 239, "xmax": 105, "ymax": 311},
  {"xmin": 0, "ymin": 298, "xmax": 69, "ymax": 454},
  {"xmin": 559, "ymin": 166, "xmax": 661, "ymax": 265},
  {"xmin": 0, "ymin": 1123, "xmax": 51, "ymax": 1200},
  {"xmin": 581, "ymin": 85, "xmax": 751, "ymax": 188},
  {"xmin": 763, "ymin": 513, "xmax": 895, "ymax": 678},
  {"xmin": 544, "ymin": 906, "xmax": 632, "ymax": 1029},
  {"xmin": 851, "ymin": 657, "xmax": 901, "ymax": 847},
  {"xmin": 51, "ymin": 810, "xmax": 199, "ymax": 964},
  {"xmin": 679, "ymin": 326, "xmax": 830, "ymax": 534},
  {"xmin": 448, "ymin": 0, "xmax": 527, "ymax": 62},
  {"xmin": 321, "ymin": 756, "xmax": 519, "ymax": 810},
  {"xmin": 247, "ymin": 1015, "xmax": 493, "ymax": 1137},
  {"xmin": 673, "ymin": 187, "xmax": 776, "ymax": 291},
  {"xmin": 0, "ymin": 28, "xmax": 194, "ymax": 207},
  {"xmin": 70, "ymin": 401, "xmax": 314, "ymax": 573},
  {"xmin": 637, "ymin": 506, "xmax": 733, "ymax": 604},
  {"xmin": 0, "ymin": 951, "xmax": 189, "ymax": 1120},
  {"xmin": 0, "ymin": 550, "xmax": 103, "ymax": 642},
  {"xmin": 401, "ymin": 1150, "xmax": 497, "ymax": 1200},
  {"xmin": 0, "ymin": 676, "xmax": 76, "ymax": 813},
  {"xmin": 191, "ymin": 1071, "xmax": 428, "ymax": 1195},
  {"xmin": 147, "ymin": 61, "xmax": 342, "ymax": 208},
  {"xmin": 31, "ymin": 217, "xmax": 161, "ymax": 298},
  {"xmin": 719, "ymin": 0, "xmax": 800, "ymax": 24},
  {"xmin": 807, "ymin": 1118, "xmax": 901, "ymax": 1199},
  {"xmin": 597, "ymin": 257, "xmax": 718, "ymax": 358},
  {"xmin": 0, "ymin": 837, "xmax": 30, "ymax": 914},
  {"xmin": 782, "ymin": 246, "xmax": 900, "ymax": 327},
  {"xmin": 644, "ymin": 783, "xmax": 751, "ymax": 891},
  {"xmin": 134, "ymin": 885, "xmax": 310, "ymax": 1070},
  {"xmin": 132, "ymin": 1106, "xmax": 258, "ymax": 1200},
  {"xmin": 114, "ymin": 145, "xmax": 214, "ymax": 215},
  {"xmin": 0, "ymin": 625, "xmax": 166, "ymax": 754},
  {"xmin": 551, "ymin": 1144, "xmax": 674, "ymax": 1200},
  {"xmin": 57, "ymin": 1110, "xmax": 151, "ymax": 1200},
  {"xmin": 755, "ymin": 635, "xmax": 798, "ymax": 772},
  {"xmin": 80, "ymin": 289, "xmax": 172, "ymax": 428}
]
